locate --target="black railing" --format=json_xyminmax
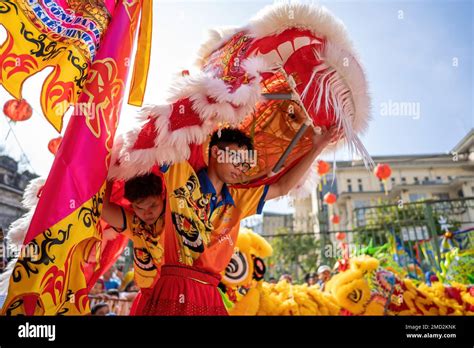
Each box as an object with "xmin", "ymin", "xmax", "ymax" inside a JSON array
[{"xmin": 259, "ymin": 197, "xmax": 474, "ymax": 282}]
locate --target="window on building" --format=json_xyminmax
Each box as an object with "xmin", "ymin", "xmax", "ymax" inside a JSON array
[
  {"xmin": 357, "ymin": 179, "xmax": 363, "ymax": 192},
  {"xmin": 423, "ymin": 176, "xmax": 429, "ymax": 184},
  {"xmin": 354, "ymin": 200, "xmax": 369, "ymax": 208},
  {"xmin": 354, "ymin": 200, "xmax": 369, "ymax": 226},
  {"xmin": 432, "ymin": 193, "xmax": 449, "ymax": 201},
  {"xmin": 347, "ymin": 179, "xmax": 352, "ymax": 192},
  {"xmin": 409, "ymin": 193, "xmax": 427, "ymax": 202},
  {"xmin": 401, "ymin": 177, "xmax": 407, "ymax": 184},
  {"xmin": 413, "ymin": 177, "xmax": 419, "ymax": 184},
  {"xmin": 448, "ymin": 176, "xmax": 453, "ymax": 181},
  {"xmin": 4, "ymin": 173, "xmax": 13, "ymax": 186},
  {"xmin": 390, "ymin": 177, "xmax": 396, "ymax": 189}
]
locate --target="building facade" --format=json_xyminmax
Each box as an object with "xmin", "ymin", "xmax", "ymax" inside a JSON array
[
  {"xmin": 294, "ymin": 129, "xmax": 474, "ymax": 232},
  {"xmin": 262, "ymin": 212, "xmax": 294, "ymax": 237},
  {"xmin": 0, "ymin": 155, "xmax": 37, "ymax": 234}
]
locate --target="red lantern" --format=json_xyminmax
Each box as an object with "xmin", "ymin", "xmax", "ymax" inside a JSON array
[
  {"xmin": 317, "ymin": 160, "xmax": 330, "ymax": 176},
  {"xmin": 374, "ymin": 163, "xmax": 392, "ymax": 195},
  {"xmin": 335, "ymin": 232, "xmax": 346, "ymax": 241},
  {"xmin": 374, "ymin": 163, "xmax": 392, "ymax": 180},
  {"xmin": 324, "ymin": 192, "xmax": 337, "ymax": 205},
  {"xmin": 317, "ymin": 160, "xmax": 331, "ymax": 190},
  {"xmin": 48, "ymin": 137, "xmax": 62, "ymax": 155},
  {"xmin": 3, "ymin": 99, "xmax": 32, "ymax": 122},
  {"xmin": 331, "ymin": 214, "xmax": 340, "ymax": 224}
]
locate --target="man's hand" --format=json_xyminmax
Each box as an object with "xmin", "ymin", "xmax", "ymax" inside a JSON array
[
  {"xmin": 311, "ymin": 125, "xmax": 342, "ymax": 152},
  {"xmin": 265, "ymin": 124, "xmax": 343, "ymax": 201}
]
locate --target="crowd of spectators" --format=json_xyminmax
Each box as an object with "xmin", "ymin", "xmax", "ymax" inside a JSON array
[{"xmin": 89, "ymin": 265, "xmax": 138, "ymax": 315}]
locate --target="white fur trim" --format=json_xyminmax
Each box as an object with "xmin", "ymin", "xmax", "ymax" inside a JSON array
[
  {"xmin": 109, "ymin": 57, "xmax": 269, "ymax": 181},
  {"xmin": 195, "ymin": 2, "xmax": 357, "ymax": 68},
  {"xmin": 322, "ymin": 42, "xmax": 370, "ymax": 135},
  {"xmin": 193, "ymin": 1, "xmax": 373, "ymax": 172},
  {"xmin": 0, "ymin": 177, "xmax": 47, "ymax": 300},
  {"xmin": 0, "ymin": 258, "xmax": 15, "ymax": 298},
  {"xmin": 21, "ymin": 177, "xmax": 46, "ymax": 210},
  {"xmin": 6, "ymin": 213, "xmax": 33, "ymax": 247},
  {"xmin": 248, "ymin": 3, "xmax": 355, "ymax": 57},
  {"xmin": 5, "ymin": 177, "xmax": 46, "ymax": 247},
  {"xmin": 299, "ymin": 44, "xmax": 373, "ymax": 170},
  {"xmin": 111, "ymin": 2, "xmax": 373, "ymax": 184},
  {"xmin": 195, "ymin": 26, "xmax": 241, "ymax": 67}
]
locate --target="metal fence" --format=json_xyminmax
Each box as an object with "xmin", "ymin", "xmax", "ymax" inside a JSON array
[
  {"xmin": 259, "ymin": 197, "xmax": 474, "ymax": 281},
  {"xmin": 89, "ymin": 296, "xmax": 133, "ymax": 315}
]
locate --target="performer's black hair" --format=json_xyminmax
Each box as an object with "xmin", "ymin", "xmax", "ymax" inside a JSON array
[
  {"xmin": 91, "ymin": 302, "xmax": 109, "ymax": 315},
  {"xmin": 124, "ymin": 173, "xmax": 163, "ymax": 202},
  {"xmin": 209, "ymin": 128, "xmax": 254, "ymax": 156},
  {"xmin": 124, "ymin": 280, "xmax": 137, "ymax": 292}
]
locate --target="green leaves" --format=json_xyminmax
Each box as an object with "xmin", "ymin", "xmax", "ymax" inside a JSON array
[{"xmin": 267, "ymin": 228, "xmax": 321, "ymax": 282}]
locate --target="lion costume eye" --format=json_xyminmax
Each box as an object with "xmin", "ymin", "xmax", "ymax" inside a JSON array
[
  {"xmin": 348, "ymin": 288, "xmax": 363, "ymax": 303},
  {"xmin": 252, "ymin": 256, "xmax": 266, "ymax": 281},
  {"xmin": 172, "ymin": 213, "xmax": 204, "ymax": 253},
  {"xmin": 133, "ymin": 247, "xmax": 157, "ymax": 271},
  {"xmin": 186, "ymin": 175, "xmax": 198, "ymax": 192},
  {"xmin": 223, "ymin": 251, "xmax": 249, "ymax": 285}
]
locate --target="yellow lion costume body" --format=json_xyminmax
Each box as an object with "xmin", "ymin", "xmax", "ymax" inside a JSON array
[
  {"xmin": 326, "ymin": 255, "xmax": 474, "ymax": 316},
  {"xmin": 220, "ymin": 228, "xmax": 340, "ymax": 315},
  {"xmin": 221, "ymin": 230, "xmax": 474, "ymax": 316}
]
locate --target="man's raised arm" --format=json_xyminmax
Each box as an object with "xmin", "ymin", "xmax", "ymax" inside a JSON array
[
  {"xmin": 265, "ymin": 126, "xmax": 340, "ymax": 201},
  {"xmin": 102, "ymin": 181, "xmax": 126, "ymax": 231}
]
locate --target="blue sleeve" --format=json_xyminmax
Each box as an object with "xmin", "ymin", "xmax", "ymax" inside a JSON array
[{"xmin": 256, "ymin": 185, "xmax": 270, "ymax": 214}]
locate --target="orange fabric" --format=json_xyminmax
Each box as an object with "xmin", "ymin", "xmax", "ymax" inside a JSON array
[{"xmin": 162, "ymin": 161, "xmax": 267, "ymax": 274}]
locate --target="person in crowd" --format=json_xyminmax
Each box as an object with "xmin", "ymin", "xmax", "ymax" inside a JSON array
[
  {"xmin": 90, "ymin": 279, "xmax": 106, "ymax": 296},
  {"xmin": 91, "ymin": 302, "xmax": 110, "ymax": 316},
  {"xmin": 316, "ymin": 265, "xmax": 332, "ymax": 290},
  {"xmin": 279, "ymin": 274, "xmax": 293, "ymax": 284},
  {"xmin": 268, "ymin": 276, "xmax": 277, "ymax": 284},
  {"xmin": 102, "ymin": 266, "xmax": 122, "ymax": 290},
  {"xmin": 304, "ymin": 272, "xmax": 317, "ymax": 286}
]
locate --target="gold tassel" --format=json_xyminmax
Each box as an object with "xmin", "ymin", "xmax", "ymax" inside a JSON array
[{"xmin": 128, "ymin": 0, "xmax": 153, "ymax": 106}]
